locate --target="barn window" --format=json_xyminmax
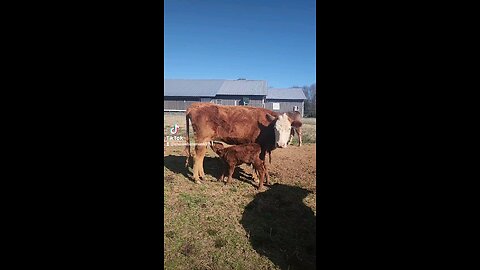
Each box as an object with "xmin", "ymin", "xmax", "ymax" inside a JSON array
[
  {"xmin": 217, "ymin": 99, "xmax": 222, "ymax": 105},
  {"xmin": 241, "ymin": 97, "xmax": 250, "ymax": 106},
  {"xmin": 273, "ymin": 103, "xmax": 280, "ymax": 110},
  {"xmin": 293, "ymin": 106, "xmax": 299, "ymax": 111}
]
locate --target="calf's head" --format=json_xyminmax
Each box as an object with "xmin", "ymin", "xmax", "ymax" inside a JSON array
[
  {"xmin": 209, "ymin": 141, "xmax": 225, "ymax": 155},
  {"xmin": 267, "ymin": 113, "xmax": 293, "ymax": 148}
]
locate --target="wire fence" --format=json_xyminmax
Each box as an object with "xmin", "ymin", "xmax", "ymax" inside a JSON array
[{"xmin": 164, "ymin": 110, "xmax": 316, "ymax": 118}]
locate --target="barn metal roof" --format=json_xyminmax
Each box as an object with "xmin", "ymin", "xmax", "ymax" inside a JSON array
[
  {"xmin": 266, "ymin": 88, "xmax": 307, "ymax": 100},
  {"xmin": 164, "ymin": 80, "xmax": 306, "ymax": 100},
  {"xmin": 216, "ymin": 80, "xmax": 267, "ymax": 96},
  {"xmin": 164, "ymin": 79, "xmax": 224, "ymax": 97}
]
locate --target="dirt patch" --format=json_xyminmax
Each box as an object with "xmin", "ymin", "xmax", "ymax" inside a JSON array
[{"xmin": 267, "ymin": 144, "xmax": 316, "ymax": 191}]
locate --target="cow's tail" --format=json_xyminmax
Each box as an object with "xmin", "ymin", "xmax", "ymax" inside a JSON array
[
  {"xmin": 268, "ymin": 150, "xmax": 272, "ymax": 164},
  {"xmin": 184, "ymin": 113, "xmax": 191, "ymax": 168}
]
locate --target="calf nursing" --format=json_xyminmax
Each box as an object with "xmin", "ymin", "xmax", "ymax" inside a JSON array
[
  {"xmin": 184, "ymin": 103, "xmax": 297, "ymax": 184},
  {"xmin": 210, "ymin": 142, "xmax": 269, "ymax": 190}
]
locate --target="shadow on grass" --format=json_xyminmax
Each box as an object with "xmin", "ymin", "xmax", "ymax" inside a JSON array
[
  {"xmin": 163, "ymin": 155, "xmax": 258, "ymax": 187},
  {"xmin": 240, "ymin": 184, "xmax": 316, "ymax": 270}
]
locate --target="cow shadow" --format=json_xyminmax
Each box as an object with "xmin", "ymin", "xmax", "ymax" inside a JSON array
[
  {"xmin": 163, "ymin": 155, "xmax": 258, "ymax": 187},
  {"xmin": 240, "ymin": 184, "xmax": 316, "ymax": 270}
]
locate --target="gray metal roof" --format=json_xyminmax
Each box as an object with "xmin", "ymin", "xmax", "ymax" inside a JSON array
[
  {"xmin": 266, "ymin": 88, "xmax": 307, "ymax": 100},
  {"xmin": 164, "ymin": 79, "xmax": 224, "ymax": 97},
  {"xmin": 164, "ymin": 80, "xmax": 306, "ymax": 100},
  {"xmin": 216, "ymin": 80, "xmax": 267, "ymax": 96}
]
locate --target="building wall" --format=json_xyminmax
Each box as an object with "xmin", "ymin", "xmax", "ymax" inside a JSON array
[
  {"xmin": 164, "ymin": 96, "xmax": 305, "ymax": 115},
  {"xmin": 164, "ymin": 97, "xmax": 203, "ymax": 111},
  {"xmin": 265, "ymin": 99, "xmax": 305, "ymax": 117},
  {"xmin": 212, "ymin": 95, "xmax": 264, "ymax": 108}
]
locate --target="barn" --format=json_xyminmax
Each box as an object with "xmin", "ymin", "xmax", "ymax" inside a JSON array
[
  {"xmin": 164, "ymin": 79, "xmax": 307, "ymax": 116},
  {"xmin": 265, "ymin": 88, "xmax": 306, "ymax": 116}
]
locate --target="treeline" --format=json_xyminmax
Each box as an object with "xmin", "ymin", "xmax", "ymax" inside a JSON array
[
  {"xmin": 301, "ymin": 83, "xmax": 316, "ymax": 117},
  {"xmin": 270, "ymin": 83, "xmax": 317, "ymax": 118}
]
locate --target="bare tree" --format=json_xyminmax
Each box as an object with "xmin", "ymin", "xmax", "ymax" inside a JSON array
[{"xmin": 301, "ymin": 84, "xmax": 316, "ymax": 117}]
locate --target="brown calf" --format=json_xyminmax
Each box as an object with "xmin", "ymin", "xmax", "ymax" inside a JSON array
[{"xmin": 210, "ymin": 141, "xmax": 269, "ymax": 190}]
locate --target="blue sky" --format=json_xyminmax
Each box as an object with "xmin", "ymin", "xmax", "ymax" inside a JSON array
[{"xmin": 164, "ymin": 0, "xmax": 316, "ymax": 88}]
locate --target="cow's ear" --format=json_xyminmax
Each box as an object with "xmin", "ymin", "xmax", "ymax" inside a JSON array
[{"xmin": 266, "ymin": 113, "xmax": 276, "ymax": 122}]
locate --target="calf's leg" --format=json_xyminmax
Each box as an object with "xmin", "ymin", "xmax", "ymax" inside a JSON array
[
  {"xmin": 226, "ymin": 165, "xmax": 235, "ymax": 184},
  {"xmin": 250, "ymin": 164, "xmax": 259, "ymax": 183},
  {"xmin": 217, "ymin": 160, "xmax": 226, "ymax": 182}
]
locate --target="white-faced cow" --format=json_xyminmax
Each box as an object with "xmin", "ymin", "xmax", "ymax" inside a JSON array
[{"xmin": 184, "ymin": 103, "xmax": 298, "ymax": 184}]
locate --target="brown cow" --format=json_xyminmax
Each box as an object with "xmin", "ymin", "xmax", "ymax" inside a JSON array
[
  {"xmin": 184, "ymin": 103, "xmax": 296, "ymax": 183},
  {"xmin": 285, "ymin": 111, "xmax": 303, "ymax": 146},
  {"xmin": 210, "ymin": 141, "xmax": 268, "ymax": 190}
]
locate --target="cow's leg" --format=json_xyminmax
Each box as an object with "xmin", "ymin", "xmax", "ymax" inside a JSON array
[
  {"xmin": 288, "ymin": 128, "xmax": 295, "ymax": 145},
  {"xmin": 263, "ymin": 162, "xmax": 270, "ymax": 186},
  {"xmin": 255, "ymin": 161, "xmax": 265, "ymax": 190},
  {"xmin": 259, "ymin": 151, "xmax": 272, "ymax": 186},
  {"xmin": 297, "ymin": 127, "xmax": 302, "ymax": 146},
  {"xmin": 199, "ymin": 159, "xmax": 206, "ymax": 179},
  {"xmin": 192, "ymin": 143, "xmax": 207, "ymax": 183},
  {"xmin": 263, "ymin": 158, "xmax": 270, "ymax": 185},
  {"xmin": 199, "ymin": 143, "xmax": 208, "ymax": 179}
]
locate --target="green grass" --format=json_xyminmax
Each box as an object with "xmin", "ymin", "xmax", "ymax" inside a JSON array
[
  {"xmin": 164, "ymin": 169, "xmax": 278, "ymax": 269},
  {"xmin": 164, "ymin": 167, "xmax": 316, "ymax": 270}
]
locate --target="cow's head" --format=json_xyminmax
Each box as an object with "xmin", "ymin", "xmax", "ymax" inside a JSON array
[{"xmin": 267, "ymin": 113, "xmax": 293, "ymax": 148}]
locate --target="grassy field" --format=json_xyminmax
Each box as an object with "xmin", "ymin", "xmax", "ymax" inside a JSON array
[{"xmin": 164, "ymin": 111, "xmax": 316, "ymax": 270}]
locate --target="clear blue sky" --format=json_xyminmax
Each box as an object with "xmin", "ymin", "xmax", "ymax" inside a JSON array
[{"xmin": 164, "ymin": 0, "xmax": 316, "ymax": 88}]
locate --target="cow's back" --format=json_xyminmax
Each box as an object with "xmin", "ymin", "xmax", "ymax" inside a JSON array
[{"xmin": 187, "ymin": 103, "xmax": 278, "ymax": 146}]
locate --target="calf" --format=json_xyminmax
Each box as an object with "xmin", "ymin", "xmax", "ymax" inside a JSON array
[{"xmin": 210, "ymin": 141, "xmax": 269, "ymax": 190}]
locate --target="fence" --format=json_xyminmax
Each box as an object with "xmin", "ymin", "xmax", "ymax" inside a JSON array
[{"xmin": 164, "ymin": 110, "xmax": 317, "ymax": 118}]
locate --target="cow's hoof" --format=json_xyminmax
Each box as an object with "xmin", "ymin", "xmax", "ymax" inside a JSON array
[{"xmin": 194, "ymin": 180, "xmax": 202, "ymax": 184}]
